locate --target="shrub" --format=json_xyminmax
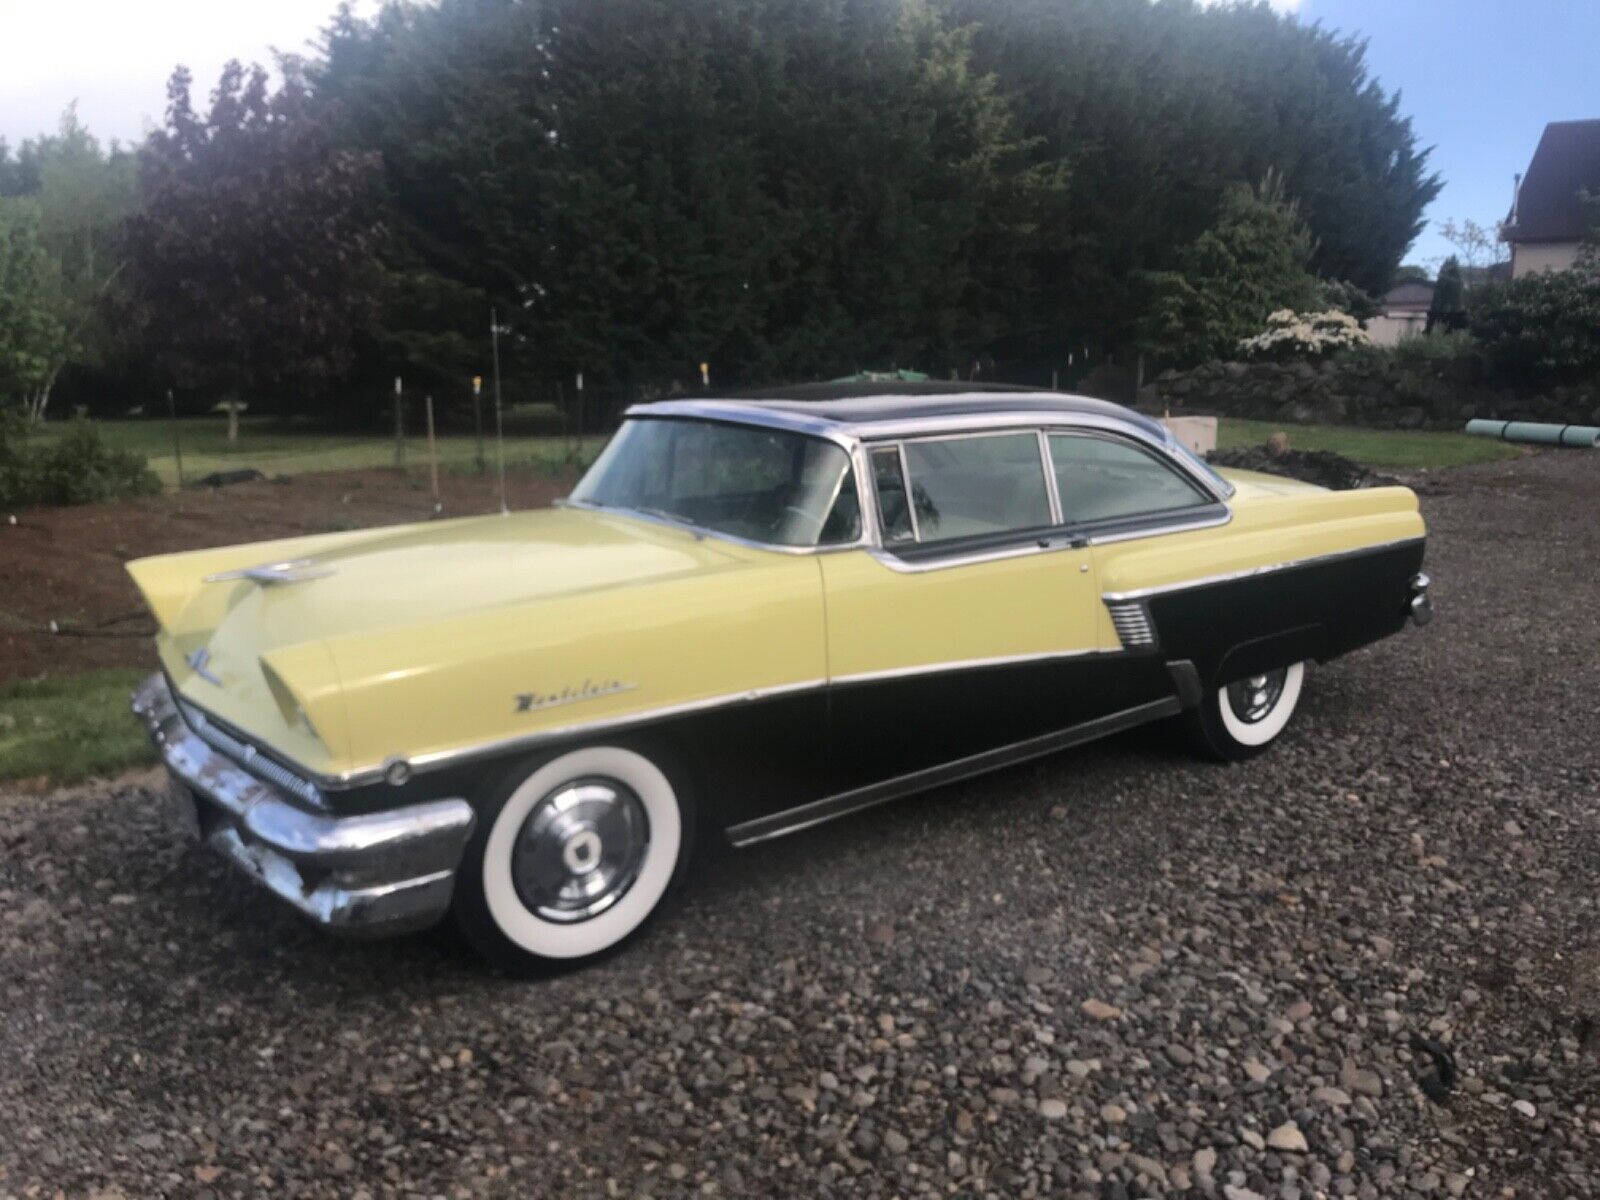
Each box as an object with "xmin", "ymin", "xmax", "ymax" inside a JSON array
[
  {"xmin": 1469, "ymin": 270, "xmax": 1600, "ymax": 382},
  {"xmin": 1237, "ymin": 309, "xmax": 1369, "ymax": 361},
  {"xmin": 1347, "ymin": 329, "xmax": 1483, "ymax": 371},
  {"xmin": 0, "ymin": 413, "xmax": 162, "ymax": 509}
]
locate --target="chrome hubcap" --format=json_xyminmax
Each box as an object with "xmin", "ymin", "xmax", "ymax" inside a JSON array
[
  {"xmin": 512, "ymin": 778, "xmax": 649, "ymax": 923},
  {"xmin": 1226, "ymin": 669, "xmax": 1288, "ymax": 724}
]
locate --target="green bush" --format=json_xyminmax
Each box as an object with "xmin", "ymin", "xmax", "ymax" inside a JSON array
[
  {"xmin": 1469, "ymin": 270, "xmax": 1600, "ymax": 382},
  {"xmin": 0, "ymin": 411, "xmax": 162, "ymax": 509},
  {"xmin": 1347, "ymin": 329, "xmax": 1484, "ymax": 371}
]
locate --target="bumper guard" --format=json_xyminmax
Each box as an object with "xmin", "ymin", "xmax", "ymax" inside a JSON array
[{"xmin": 131, "ymin": 673, "xmax": 475, "ymax": 936}]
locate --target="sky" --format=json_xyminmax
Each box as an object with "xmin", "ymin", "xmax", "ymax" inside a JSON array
[{"xmin": 3, "ymin": 0, "xmax": 1596, "ymax": 270}]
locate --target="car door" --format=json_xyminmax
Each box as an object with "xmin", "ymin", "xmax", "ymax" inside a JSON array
[{"xmin": 819, "ymin": 429, "xmax": 1118, "ymax": 794}]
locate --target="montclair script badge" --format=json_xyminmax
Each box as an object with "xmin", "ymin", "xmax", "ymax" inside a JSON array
[{"xmin": 515, "ymin": 680, "xmax": 635, "ymax": 714}]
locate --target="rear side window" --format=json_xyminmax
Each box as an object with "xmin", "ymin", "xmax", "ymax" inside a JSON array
[
  {"xmin": 1048, "ymin": 435, "xmax": 1210, "ymax": 524},
  {"xmin": 900, "ymin": 433, "xmax": 1053, "ymax": 544}
]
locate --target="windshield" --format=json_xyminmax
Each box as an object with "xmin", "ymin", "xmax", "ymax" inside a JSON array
[{"xmin": 571, "ymin": 418, "xmax": 854, "ymax": 548}]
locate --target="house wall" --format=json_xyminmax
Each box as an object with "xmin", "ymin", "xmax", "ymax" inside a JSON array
[
  {"xmin": 1366, "ymin": 312, "xmax": 1428, "ymax": 347},
  {"xmin": 1511, "ymin": 241, "xmax": 1581, "ymax": 278}
]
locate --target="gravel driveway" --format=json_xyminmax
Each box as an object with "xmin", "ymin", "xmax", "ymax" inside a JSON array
[{"xmin": 4, "ymin": 451, "xmax": 1599, "ymax": 1199}]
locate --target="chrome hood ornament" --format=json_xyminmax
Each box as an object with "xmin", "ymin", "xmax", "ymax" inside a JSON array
[
  {"xmin": 185, "ymin": 646, "xmax": 222, "ymax": 685},
  {"xmin": 205, "ymin": 558, "xmax": 335, "ymax": 587}
]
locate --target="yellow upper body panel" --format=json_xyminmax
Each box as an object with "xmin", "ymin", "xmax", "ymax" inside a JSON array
[{"xmin": 130, "ymin": 462, "xmax": 1422, "ymax": 785}]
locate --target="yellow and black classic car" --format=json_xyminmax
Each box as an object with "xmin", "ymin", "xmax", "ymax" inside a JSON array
[{"xmin": 130, "ymin": 383, "xmax": 1430, "ymax": 971}]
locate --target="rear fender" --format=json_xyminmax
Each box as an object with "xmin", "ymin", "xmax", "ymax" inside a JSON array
[{"xmin": 1213, "ymin": 625, "xmax": 1328, "ymax": 689}]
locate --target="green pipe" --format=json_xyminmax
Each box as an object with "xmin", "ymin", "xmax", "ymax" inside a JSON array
[{"xmin": 1465, "ymin": 419, "xmax": 1600, "ymax": 448}]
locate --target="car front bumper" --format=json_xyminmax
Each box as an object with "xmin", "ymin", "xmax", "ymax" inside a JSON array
[{"xmin": 131, "ymin": 673, "xmax": 476, "ymax": 937}]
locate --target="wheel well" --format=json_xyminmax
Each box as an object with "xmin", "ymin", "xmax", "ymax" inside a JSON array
[{"xmin": 1212, "ymin": 624, "xmax": 1326, "ymax": 689}]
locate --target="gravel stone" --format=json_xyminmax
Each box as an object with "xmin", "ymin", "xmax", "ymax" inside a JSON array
[{"xmin": 3, "ymin": 451, "xmax": 1599, "ymax": 1196}]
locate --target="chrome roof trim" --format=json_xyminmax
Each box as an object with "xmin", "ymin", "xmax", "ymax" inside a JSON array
[
  {"xmin": 1100, "ymin": 536, "xmax": 1427, "ymax": 602},
  {"xmin": 624, "ymin": 399, "xmax": 860, "ymax": 448},
  {"xmin": 626, "ymin": 396, "xmax": 1172, "ymax": 454}
]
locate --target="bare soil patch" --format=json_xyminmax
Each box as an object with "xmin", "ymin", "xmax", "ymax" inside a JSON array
[{"xmin": 0, "ymin": 468, "xmax": 575, "ymax": 680}]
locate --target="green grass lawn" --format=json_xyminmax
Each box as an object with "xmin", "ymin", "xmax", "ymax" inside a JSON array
[
  {"xmin": 1217, "ymin": 418, "xmax": 1521, "ymax": 470},
  {"xmin": 0, "ymin": 670, "xmax": 155, "ymax": 787},
  {"xmin": 40, "ymin": 414, "xmax": 604, "ymax": 487}
]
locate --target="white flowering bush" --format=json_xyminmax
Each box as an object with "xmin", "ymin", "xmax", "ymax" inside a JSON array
[{"xmin": 1237, "ymin": 309, "xmax": 1369, "ymax": 361}]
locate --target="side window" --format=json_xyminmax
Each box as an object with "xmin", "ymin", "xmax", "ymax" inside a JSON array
[
  {"xmin": 818, "ymin": 465, "xmax": 862, "ymax": 545},
  {"xmin": 900, "ymin": 433, "xmax": 1052, "ymax": 544},
  {"xmin": 871, "ymin": 449, "xmax": 915, "ymax": 544},
  {"xmin": 1048, "ymin": 435, "xmax": 1210, "ymax": 524}
]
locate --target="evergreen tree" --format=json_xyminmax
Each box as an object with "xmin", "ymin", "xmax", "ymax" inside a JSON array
[
  {"xmin": 1138, "ymin": 176, "xmax": 1320, "ymax": 369},
  {"xmin": 1428, "ymin": 257, "xmax": 1465, "ymax": 333}
]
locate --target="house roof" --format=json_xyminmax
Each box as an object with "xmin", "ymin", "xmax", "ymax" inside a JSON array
[
  {"xmin": 1503, "ymin": 119, "xmax": 1600, "ymax": 244},
  {"xmin": 1382, "ymin": 281, "xmax": 1434, "ymax": 310}
]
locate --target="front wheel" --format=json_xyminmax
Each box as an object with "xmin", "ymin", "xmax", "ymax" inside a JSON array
[
  {"xmin": 1184, "ymin": 662, "xmax": 1306, "ymax": 761},
  {"xmin": 452, "ymin": 743, "xmax": 693, "ymax": 974}
]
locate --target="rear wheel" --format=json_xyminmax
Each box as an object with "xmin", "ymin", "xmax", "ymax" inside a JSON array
[
  {"xmin": 453, "ymin": 744, "xmax": 693, "ymax": 974},
  {"xmin": 1185, "ymin": 662, "xmax": 1306, "ymax": 761}
]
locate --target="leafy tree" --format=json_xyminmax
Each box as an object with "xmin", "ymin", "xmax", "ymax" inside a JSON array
[
  {"xmin": 1392, "ymin": 263, "xmax": 1433, "ymax": 285},
  {"xmin": 123, "ymin": 61, "xmax": 384, "ymax": 419},
  {"xmin": 1436, "ymin": 217, "xmax": 1503, "ymax": 275},
  {"xmin": 0, "ymin": 201, "xmax": 64, "ymax": 409},
  {"xmin": 1137, "ymin": 177, "xmax": 1320, "ymax": 368},
  {"xmin": 1428, "ymin": 256, "xmax": 1465, "ymax": 332}
]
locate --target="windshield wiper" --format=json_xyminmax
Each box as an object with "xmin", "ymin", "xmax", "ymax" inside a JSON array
[{"xmin": 634, "ymin": 505, "xmax": 700, "ymax": 528}]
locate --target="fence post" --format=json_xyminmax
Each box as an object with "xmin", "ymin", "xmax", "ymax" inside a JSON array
[
  {"xmin": 393, "ymin": 376, "xmax": 405, "ymax": 467},
  {"xmin": 425, "ymin": 394, "xmax": 440, "ymax": 512},
  {"xmin": 167, "ymin": 389, "xmax": 184, "ymax": 490},
  {"xmin": 472, "ymin": 375, "xmax": 485, "ymax": 473}
]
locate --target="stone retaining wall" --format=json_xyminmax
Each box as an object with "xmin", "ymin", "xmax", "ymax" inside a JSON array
[{"xmin": 1143, "ymin": 357, "xmax": 1600, "ymax": 430}]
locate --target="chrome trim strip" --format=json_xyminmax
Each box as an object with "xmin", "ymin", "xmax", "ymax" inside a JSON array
[
  {"xmin": 726, "ymin": 695, "xmax": 1184, "ymax": 847},
  {"xmin": 867, "ymin": 538, "xmax": 1077, "ymax": 574},
  {"xmin": 1100, "ymin": 536, "xmax": 1426, "ymax": 603},
  {"xmin": 351, "ymin": 677, "xmax": 833, "ymax": 785},
  {"xmin": 624, "ymin": 400, "xmax": 861, "ymax": 448},
  {"xmin": 326, "ymin": 645, "xmax": 1132, "ymax": 788},
  {"xmin": 896, "ymin": 441, "xmax": 922, "ymax": 543},
  {"xmin": 1082, "ymin": 509, "xmax": 1232, "ymax": 546},
  {"xmin": 831, "ymin": 647, "xmax": 1113, "ymax": 688},
  {"xmin": 1038, "ymin": 429, "xmax": 1063, "ymax": 526}
]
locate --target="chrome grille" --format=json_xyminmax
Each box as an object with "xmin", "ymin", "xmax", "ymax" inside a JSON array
[
  {"xmin": 179, "ymin": 700, "xmax": 325, "ymax": 810},
  {"xmin": 1106, "ymin": 600, "xmax": 1157, "ymax": 649}
]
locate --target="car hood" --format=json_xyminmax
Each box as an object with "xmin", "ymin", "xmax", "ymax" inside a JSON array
[
  {"xmin": 208, "ymin": 506, "xmax": 748, "ymax": 645},
  {"xmin": 128, "ymin": 506, "xmax": 758, "ymax": 775}
]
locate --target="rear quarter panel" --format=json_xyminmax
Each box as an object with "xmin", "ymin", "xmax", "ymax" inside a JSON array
[{"xmin": 1094, "ymin": 484, "xmax": 1426, "ymax": 686}]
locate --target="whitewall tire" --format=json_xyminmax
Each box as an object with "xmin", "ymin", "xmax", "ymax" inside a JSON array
[
  {"xmin": 1185, "ymin": 662, "xmax": 1306, "ymax": 761},
  {"xmin": 453, "ymin": 744, "xmax": 693, "ymax": 973}
]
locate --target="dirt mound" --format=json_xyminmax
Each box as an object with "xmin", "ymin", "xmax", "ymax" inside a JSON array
[{"xmin": 1207, "ymin": 444, "xmax": 1395, "ymax": 491}]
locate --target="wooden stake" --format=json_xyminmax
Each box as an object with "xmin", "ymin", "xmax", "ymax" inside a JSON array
[
  {"xmin": 393, "ymin": 377, "xmax": 405, "ymax": 467},
  {"xmin": 167, "ymin": 389, "xmax": 184, "ymax": 490},
  {"xmin": 424, "ymin": 394, "xmax": 440, "ymax": 511}
]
